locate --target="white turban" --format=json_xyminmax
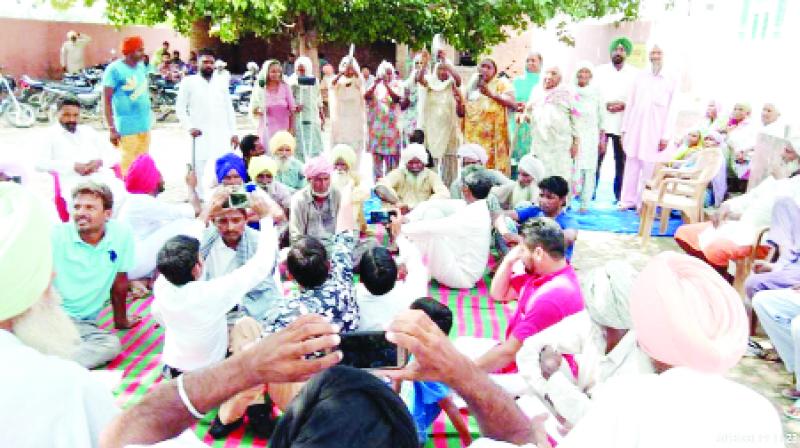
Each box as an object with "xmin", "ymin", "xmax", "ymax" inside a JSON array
[
  {"xmin": 581, "ymin": 260, "xmax": 637, "ymax": 329},
  {"xmin": 0, "ymin": 183, "xmax": 53, "ymax": 321},
  {"xmin": 517, "ymin": 155, "xmax": 544, "ymax": 182},
  {"xmin": 295, "ymin": 56, "xmax": 313, "ymax": 76},
  {"xmin": 376, "ymin": 60, "xmax": 394, "ymax": 78},
  {"xmin": 400, "ymin": 143, "xmax": 429, "ymax": 167},
  {"xmin": 457, "ymin": 143, "xmax": 488, "ymax": 165}
]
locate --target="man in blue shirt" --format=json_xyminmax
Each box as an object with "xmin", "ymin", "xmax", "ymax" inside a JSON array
[
  {"xmin": 51, "ymin": 182, "xmax": 140, "ymax": 368},
  {"xmin": 495, "ymin": 175, "xmax": 579, "ymax": 260},
  {"xmin": 102, "ymin": 36, "xmax": 152, "ymax": 176}
]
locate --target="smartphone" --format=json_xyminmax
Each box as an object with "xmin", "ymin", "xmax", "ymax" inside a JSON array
[
  {"xmin": 10, "ymin": 176, "xmax": 22, "ymax": 184},
  {"xmin": 338, "ymin": 331, "xmax": 409, "ymax": 370},
  {"xmin": 227, "ymin": 191, "xmax": 250, "ymax": 209},
  {"xmin": 297, "ymin": 76, "xmax": 317, "ymax": 86},
  {"xmin": 369, "ymin": 209, "xmax": 397, "ymax": 225}
]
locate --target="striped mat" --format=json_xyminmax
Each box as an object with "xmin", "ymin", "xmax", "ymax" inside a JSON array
[{"xmin": 99, "ymin": 260, "xmax": 512, "ymax": 447}]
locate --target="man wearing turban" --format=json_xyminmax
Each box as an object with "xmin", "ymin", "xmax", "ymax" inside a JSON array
[
  {"xmin": 517, "ymin": 260, "xmax": 653, "ymax": 427},
  {"xmin": 375, "ymin": 143, "xmax": 450, "ymax": 212},
  {"xmin": 330, "ymin": 52, "xmax": 367, "ymax": 160},
  {"xmin": 288, "ymin": 155, "xmax": 342, "ymax": 248},
  {"xmin": 248, "ymin": 155, "xmax": 292, "ymax": 212},
  {"xmin": 102, "ymin": 35, "xmax": 152, "ymax": 176},
  {"xmin": 451, "ymin": 143, "xmax": 511, "ymax": 200},
  {"xmin": 60, "ymin": 30, "xmax": 91, "ymax": 74},
  {"xmin": 270, "ymin": 130, "xmax": 306, "ymax": 192},
  {"xmin": 593, "ymin": 36, "xmax": 638, "ymax": 203},
  {"xmin": 118, "ymin": 154, "xmax": 203, "ymax": 281},
  {"xmin": 377, "ymin": 252, "xmax": 783, "ymax": 448}
]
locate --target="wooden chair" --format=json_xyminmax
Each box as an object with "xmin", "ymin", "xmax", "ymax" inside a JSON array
[{"xmin": 638, "ymin": 149, "xmax": 724, "ymax": 245}]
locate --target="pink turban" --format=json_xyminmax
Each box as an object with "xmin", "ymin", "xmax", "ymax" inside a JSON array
[
  {"xmin": 303, "ymin": 156, "xmax": 334, "ymax": 179},
  {"xmin": 125, "ymin": 154, "xmax": 161, "ymax": 194},
  {"xmin": 630, "ymin": 252, "xmax": 747, "ymax": 374}
]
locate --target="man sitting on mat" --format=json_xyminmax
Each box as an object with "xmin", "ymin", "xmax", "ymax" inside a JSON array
[{"xmin": 495, "ymin": 176, "xmax": 578, "ymax": 260}]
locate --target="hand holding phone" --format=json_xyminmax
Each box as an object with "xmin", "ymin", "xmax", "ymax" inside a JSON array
[{"xmin": 338, "ymin": 331, "xmax": 409, "ymax": 370}]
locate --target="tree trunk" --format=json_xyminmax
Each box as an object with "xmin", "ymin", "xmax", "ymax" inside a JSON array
[
  {"xmin": 189, "ymin": 17, "xmax": 221, "ymax": 54},
  {"xmin": 294, "ymin": 14, "xmax": 320, "ymax": 77}
]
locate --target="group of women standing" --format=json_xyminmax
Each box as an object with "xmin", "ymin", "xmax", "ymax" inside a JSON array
[{"xmin": 245, "ymin": 49, "xmax": 600, "ymax": 200}]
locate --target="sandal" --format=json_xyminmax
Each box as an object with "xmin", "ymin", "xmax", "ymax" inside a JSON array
[
  {"xmin": 784, "ymin": 404, "xmax": 800, "ymax": 420},
  {"xmin": 781, "ymin": 388, "xmax": 800, "ymax": 400}
]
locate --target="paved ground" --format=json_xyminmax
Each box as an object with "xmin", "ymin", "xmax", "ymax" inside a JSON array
[{"xmin": 2, "ymin": 120, "xmax": 797, "ymax": 443}]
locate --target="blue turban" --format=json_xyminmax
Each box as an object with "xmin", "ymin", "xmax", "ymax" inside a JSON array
[
  {"xmin": 215, "ymin": 153, "xmax": 248, "ymax": 183},
  {"xmin": 609, "ymin": 37, "xmax": 633, "ymax": 56}
]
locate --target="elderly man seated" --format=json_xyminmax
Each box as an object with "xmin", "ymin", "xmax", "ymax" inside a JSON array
[
  {"xmin": 495, "ymin": 176, "xmax": 579, "ymax": 260},
  {"xmin": 51, "ymin": 182, "xmax": 139, "ymax": 369},
  {"xmin": 118, "ymin": 154, "xmax": 203, "ymax": 282},
  {"xmin": 455, "ymin": 218, "xmax": 583, "ymax": 395},
  {"xmin": 248, "ymin": 155, "xmax": 293, "ymax": 214},
  {"xmin": 375, "ymin": 143, "xmax": 449, "ymax": 213},
  {"xmin": 450, "ymin": 143, "xmax": 511, "ymax": 200},
  {"xmin": 491, "ymin": 154, "xmax": 545, "ymax": 210},
  {"xmin": 36, "ymin": 97, "xmax": 126, "ymax": 215},
  {"xmin": 391, "ymin": 168, "xmax": 494, "ymax": 289},
  {"xmin": 675, "ymin": 155, "xmax": 800, "ymax": 281},
  {"xmin": 516, "ymin": 260, "xmax": 653, "ymax": 428},
  {"xmin": 0, "ymin": 182, "xmax": 343, "ymax": 448},
  {"xmin": 722, "ymin": 102, "xmax": 757, "ymax": 189},
  {"xmin": 289, "ymin": 156, "xmax": 342, "ymax": 248}
]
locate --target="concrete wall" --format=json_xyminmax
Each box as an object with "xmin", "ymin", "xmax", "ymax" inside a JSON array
[{"xmin": 0, "ymin": 18, "xmax": 189, "ymax": 79}]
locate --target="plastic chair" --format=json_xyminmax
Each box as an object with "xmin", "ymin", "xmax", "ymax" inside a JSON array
[{"xmin": 638, "ymin": 149, "xmax": 724, "ymax": 245}]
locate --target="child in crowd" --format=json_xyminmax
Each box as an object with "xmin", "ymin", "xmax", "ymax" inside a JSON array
[{"xmin": 402, "ymin": 298, "xmax": 472, "ymax": 446}]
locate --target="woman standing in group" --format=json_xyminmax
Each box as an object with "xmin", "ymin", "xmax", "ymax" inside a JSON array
[
  {"xmin": 401, "ymin": 54, "xmax": 424, "ymax": 149},
  {"xmin": 365, "ymin": 60, "xmax": 404, "ymax": 179},
  {"xmin": 511, "ymin": 51, "xmax": 542, "ymax": 176},
  {"xmin": 251, "ymin": 59, "xmax": 296, "ymax": 151},
  {"xmin": 289, "ymin": 56, "xmax": 324, "ymax": 161},
  {"xmin": 330, "ymin": 55, "xmax": 367, "ymax": 163},
  {"xmin": 418, "ymin": 52, "xmax": 464, "ymax": 187},
  {"xmin": 572, "ymin": 61, "xmax": 603, "ymax": 213},
  {"xmin": 463, "ymin": 57, "xmax": 516, "ymax": 176}
]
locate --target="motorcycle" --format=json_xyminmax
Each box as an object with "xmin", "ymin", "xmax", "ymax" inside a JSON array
[
  {"xmin": 44, "ymin": 82, "xmax": 105, "ymax": 126},
  {"xmin": 0, "ymin": 69, "xmax": 35, "ymax": 128},
  {"xmin": 150, "ymin": 75, "xmax": 178, "ymax": 122},
  {"xmin": 27, "ymin": 66, "xmax": 105, "ymax": 122},
  {"xmin": 229, "ymin": 75, "xmax": 252, "ymax": 115}
]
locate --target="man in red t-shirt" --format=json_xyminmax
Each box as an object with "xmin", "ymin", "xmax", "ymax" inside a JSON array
[{"xmin": 478, "ymin": 217, "xmax": 585, "ymax": 374}]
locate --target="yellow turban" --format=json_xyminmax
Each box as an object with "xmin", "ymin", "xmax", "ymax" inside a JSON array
[
  {"xmin": 330, "ymin": 144, "xmax": 357, "ymax": 170},
  {"xmin": 269, "ymin": 130, "xmax": 296, "ymax": 155},
  {"xmin": 0, "ymin": 183, "xmax": 52, "ymax": 321},
  {"xmin": 248, "ymin": 155, "xmax": 279, "ymax": 181}
]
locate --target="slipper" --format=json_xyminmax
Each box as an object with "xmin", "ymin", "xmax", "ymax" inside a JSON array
[{"xmin": 761, "ymin": 349, "xmax": 781, "ymax": 362}]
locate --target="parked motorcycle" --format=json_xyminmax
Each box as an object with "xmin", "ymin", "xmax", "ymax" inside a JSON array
[
  {"xmin": 150, "ymin": 75, "xmax": 178, "ymax": 122},
  {"xmin": 44, "ymin": 82, "xmax": 105, "ymax": 126},
  {"xmin": 0, "ymin": 69, "xmax": 35, "ymax": 128}
]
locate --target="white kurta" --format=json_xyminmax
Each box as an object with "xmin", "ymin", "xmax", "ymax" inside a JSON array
[
  {"xmin": 176, "ymin": 74, "xmax": 237, "ymax": 189},
  {"xmin": 593, "ymin": 63, "xmax": 638, "ymax": 135},
  {"xmin": 573, "ymin": 84, "xmax": 604, "ymax": 169},
  {"xmin": 60, "ymin": 35, "xmax": 91, "ymax": 74},
  {"xmin": 516, "ymin": 310, "xmax": 654, "ymax": 425},
  {"xmin": 402, "ymin": 198, "xmax": 491, "ymax": 289},
  {"xmin": 0, "ymin": 330, "xmax": 119, "ymax": 447},
  {"xmin": 35, "ymin": 124, "xmax": 126, "ymax": 214}
]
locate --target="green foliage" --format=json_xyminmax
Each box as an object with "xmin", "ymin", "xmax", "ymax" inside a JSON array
[{"xmin": 76, "ymin": 0, "xmax": 640, "ymax": 54}]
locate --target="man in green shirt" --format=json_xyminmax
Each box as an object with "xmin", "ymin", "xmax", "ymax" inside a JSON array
[{"xmin": 51, "ymin": 182, "xmax": 140, "ymax": 368}]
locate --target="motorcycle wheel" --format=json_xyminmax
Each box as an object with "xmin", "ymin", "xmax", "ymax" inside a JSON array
[
  {"xmin": 47, "ymin": 103, "xmax": 59, "ymax": 124},
  {"xmin": 4, "ymin": 102, "xmax": 36, "ymax": 128},
  {"xmin": 34, "ymin": 91, "xmax": 56, "ymax": 122}
]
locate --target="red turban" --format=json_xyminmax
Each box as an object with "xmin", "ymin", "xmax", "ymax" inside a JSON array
[
  {"xmin": 121, "ymin": 36, "xmax": 144, "ymax": 56},
  {"xmin": 125, "ymin": 154, "xmax": 161, "ymax": 194}
]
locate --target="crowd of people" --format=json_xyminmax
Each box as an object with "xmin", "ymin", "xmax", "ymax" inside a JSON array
[{"xmin": 1, "ymin": 30, "xmax": 797, "ymax": 448}]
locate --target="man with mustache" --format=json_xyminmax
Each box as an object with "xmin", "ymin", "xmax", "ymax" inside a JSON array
[
  {"xmin": 36, "ymin": 97, "xmax": 127, "ymax": 216},
  {"xmin": 176, "ymin": 47, "xmax": 238, "ymax": 199},
  {"xmin": 0, "ymin": 183, "xmax": 342, "ymax": 447},
  {"xmin": 50, "ymin": 182, "xmax": 139, "ymax": 368}
]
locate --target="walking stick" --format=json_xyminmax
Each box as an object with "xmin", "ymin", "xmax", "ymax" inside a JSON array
[{"xmin": 191, "ymin": 135, "xmax": 197, "ymax": 172}]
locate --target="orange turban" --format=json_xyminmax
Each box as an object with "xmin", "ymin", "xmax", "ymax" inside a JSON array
[
  {"xmin": 630, "ymin": 252, "xmax": 748, "ymax": 374},
  {"xmin": 121, "ymin": 36, "xmax": 144, "ymax": 56}
]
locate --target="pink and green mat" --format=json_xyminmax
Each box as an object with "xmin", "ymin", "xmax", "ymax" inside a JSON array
[{"xmin": 98, "ymin": 271, "xmax": 512, "ymax": 448}]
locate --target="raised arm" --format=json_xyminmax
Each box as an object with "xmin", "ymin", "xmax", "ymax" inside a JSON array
[
  {"xmin": 490, "ymin": 245, "xmax": 523, "ymax": 303},
  {"xmin": 99, "ymin": 314, "xmax": 342, "ymax": 448}
]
